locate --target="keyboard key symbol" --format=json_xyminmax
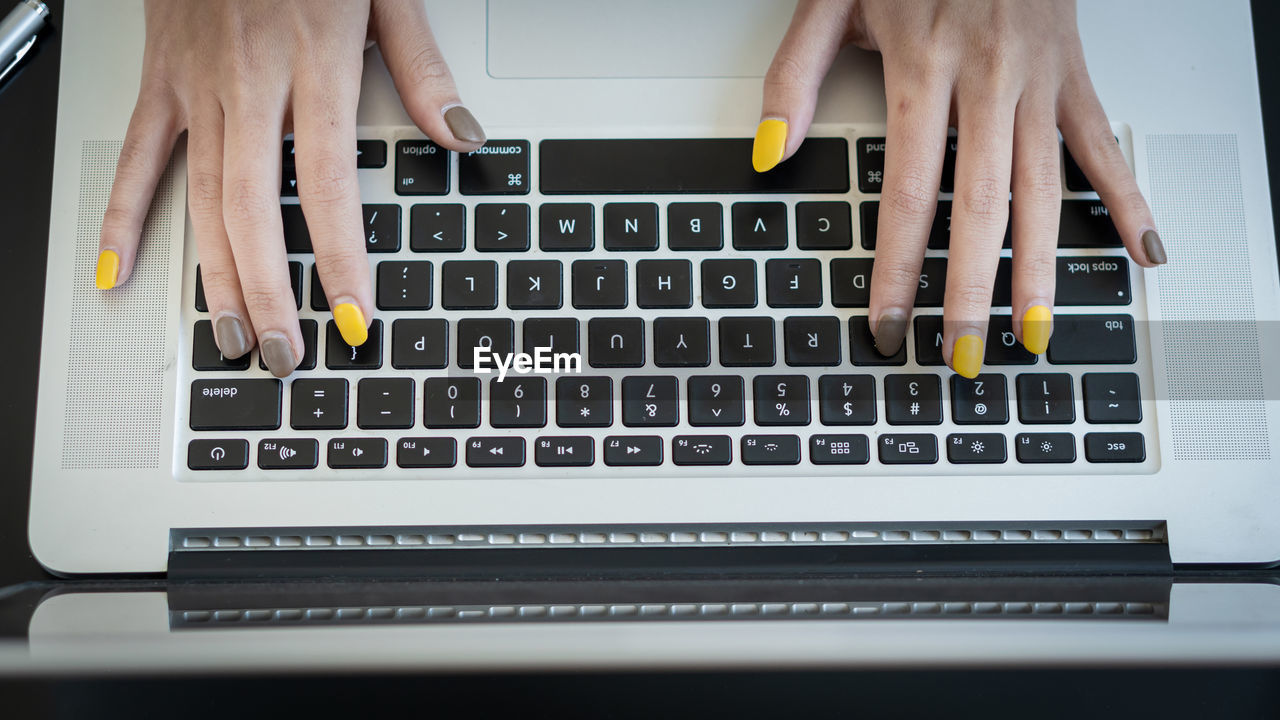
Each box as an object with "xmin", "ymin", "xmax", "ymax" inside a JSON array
[
  {"xmin": 909, "ymin": 402, "xmax": 920, "ymax": 415},
  {"xmin": 210, "ymin": 446, "xmax": 225, "ymax": 461}
]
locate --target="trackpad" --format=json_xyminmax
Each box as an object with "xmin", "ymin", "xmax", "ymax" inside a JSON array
[{"xmin": 486, "ymin": 0, "xmax": 795, "ymax": 79}]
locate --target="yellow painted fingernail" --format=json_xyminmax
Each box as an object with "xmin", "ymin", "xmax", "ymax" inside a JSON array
[
  {"xmin": 95, "ymin": 250, "xmax": 119, "ymax": 290},
  {"xmin": 1022, "ymin": 305, "xmax": 1053, "ymax": 355},
  {"xmin": 752, "ymin": 119, "xmax": 787, "ymax": 172},
  {"xmin": 953, "ymin": 334, "xmax": 984, "ymax": 379},
  {"xmin": 333, "ymin": 302, "xmax": 368, "ymax": 346}
]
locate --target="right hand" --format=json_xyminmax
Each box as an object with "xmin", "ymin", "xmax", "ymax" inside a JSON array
[{"xmin": 96, "ymin": 0, "xmax": 486, "ymax": 377}]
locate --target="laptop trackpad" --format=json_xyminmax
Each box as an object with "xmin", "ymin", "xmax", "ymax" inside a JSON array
[{"xmin": 486, "ymin": 0, "xmax": 796, "ymax": 79}]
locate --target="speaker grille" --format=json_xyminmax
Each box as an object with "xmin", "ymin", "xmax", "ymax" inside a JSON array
[
  {"xmin": 1146, "ymin": 134, "xmax": 1269, "ymax": 460},
  {"xmin": 61, "ymin": 141, "xmax": 174, "ymax": 469}
]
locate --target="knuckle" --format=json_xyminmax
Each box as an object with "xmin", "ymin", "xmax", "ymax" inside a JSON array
[
  {"xmin": 300, "ymin": 153, "xmax": 357, "ymax": 206},
  {"xmin": 187, "ymin": 170, "xmax": 223, "ymax": 216},
  {"xmin": 1017, "ymin": 250, "xmax": 1058, "ymax": 282},
  {"xmin": 99, "ymin": 205, "xmax": 140, "ymax": 238},
  {"xmin": 223, "ymin": 177, "xmax": 277, "ymax": 225},
  {"xmin": 313, "ymin": 246, "xmax": 367, "ymax": 283},
  {"xmin": 238, "ymin": 282, "xmax": 291, "ymax": 317},
  {"xmin": 406, "ymin": 46, "xmax": 453, "ymax": 89},
  {"xmin": 198, "ymin": 265, "xmax": 239, "ymax": 294},
  {"xmin": 1021, "ymin": 155, "xmax": 1062, "ymax": 201},
  {"xmin": 874, "ymin": 261, "xmax": 926, "ymax": 296},
  {"xmin": 957, "ymin": 176, "xmax": 1009, "ymax": 223},
  {"xmin": 884, "ymin": 164, "xmax": 938, "ymax": 219},
  {"xmin": 948, "ymin": 281, "xmax": 994, "ymax": 312}
]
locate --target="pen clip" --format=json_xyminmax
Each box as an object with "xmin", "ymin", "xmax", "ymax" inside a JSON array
[{"xmin": 0, "ymin": 34, "xmax": 37, "ymax": 85}]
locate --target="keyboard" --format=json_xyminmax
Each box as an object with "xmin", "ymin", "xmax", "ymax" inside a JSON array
[{"xmin": 181, "ymin": 128, "xmax": 1154, "ymax": 477}]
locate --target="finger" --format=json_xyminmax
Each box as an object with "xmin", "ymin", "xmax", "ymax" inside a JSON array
[
  {"xmin": 752, "ymin": 0, "xmax": 853, "ymax": 171},
  {"xmin": 188, "ymin": 103, "xmax": 255, "ymax": 360},
  {"xmin": 942, "ymin": 93, "xmax": 1017, "ymax": 379},
  {"xmin": 221, "ymin": 104, "xmax": 303, "ymax": 378},
  {"xmin": 293, "ymin": 68, "xmax": 374, "ymax": 349},
  {"xmin": 98, "ymin": 88, "xmax": 180, "ymax": 289},
  {"xmin": 1058, "ymin": 60, "xmax": 1165, "ymax": 267},
  {"xmin": 1009, "ymin": 95, "xmax": 1062, "ymax": 356},
  {"xmin": 372, "ymin": 0, "xmax": 485, "ymax": 152}
]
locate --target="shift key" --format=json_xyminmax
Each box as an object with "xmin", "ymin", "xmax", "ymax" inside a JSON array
[
  {"xmin": 1056, "ymin": 257, "xmax": 1130, "ymax": 305},
  {"xmin": 190, "ymin": 379, "xmax": 282, "ymax": 430}
]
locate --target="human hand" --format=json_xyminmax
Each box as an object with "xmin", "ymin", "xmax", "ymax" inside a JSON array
[
  {"xmin": 752, "ymin": 0, "xmax": 1164, "ymax": 378},
  {"xmin": 95, "ymin": 0, "xmax": 486, "ymax": 377}
]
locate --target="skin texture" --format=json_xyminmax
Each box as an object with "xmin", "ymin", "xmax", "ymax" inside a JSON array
[
  {"xmin": 98, "ymin": 0, "xmax": 484, "ymax": 377},
  {"xmin": 759, "ymin": 0, "xmax": 1162, "ymax": 374}
]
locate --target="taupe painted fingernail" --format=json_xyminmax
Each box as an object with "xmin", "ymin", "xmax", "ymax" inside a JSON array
[
  {"xmin": 259, "ymin": 332, "xmax": 298, "ymax": 378},
  {"xmin": 873, "ymin": 309, "xmax": 909, "ymax": 357},
  {"xmin": 212, "ymin": 314, "xmax": 251, "ymax": 359},
  {"xmin": 443, "ymin": 105, "xmax": 486, "ymax": 144},
  {"xmin": 1142, "ymin": 229, "xmax": 1167, "ymax": 265}
]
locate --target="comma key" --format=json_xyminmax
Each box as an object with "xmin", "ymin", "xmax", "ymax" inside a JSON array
[{"xmin": 189, "ymin": 380, "xmax": 281, "ymax": 431}]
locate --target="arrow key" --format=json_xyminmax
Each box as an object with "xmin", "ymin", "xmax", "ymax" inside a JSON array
[
  {"xmin": 535, "ymin": 436, "xmax": 595, "ymax": 467},
  {"xmin": 396, "ymin": 437, "xmax": 457, "ymax": 469},
  {"xmin": 466, "ymin": 437, "xmax": 526, "ymax": 468}
]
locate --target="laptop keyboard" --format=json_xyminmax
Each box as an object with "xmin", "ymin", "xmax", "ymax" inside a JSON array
[{"xmin": 182, "ymin": 129, "xmax": 1152, "ymax": 475}]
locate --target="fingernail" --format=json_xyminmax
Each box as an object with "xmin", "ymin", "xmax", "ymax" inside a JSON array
[
  {"xmin": 333, "ymin": 302, "xmax": 368, "ymax": 347},
  {"xmin": 752, "ymin": 118, "xmax": 787, "ymax": 173},
  {"xmin": 259, "ymin": 333, "xmax": 298, "ymax": 378},
  {"xmin": 1021, "ymin": 304, "xmax": 1053, "ymax": 356},
  {"xmin": 96, "ymin": 250, "xmax": 119, "ymax": 289},
  {"xmin": 872, "ymin": 308, "xmax": 909, "ymax": 357},
  {"xmin": 1141, "ymin": 228, "xmax": 1167, "ymax": 265},
  {"xmin": 213, "ymin": 313, "xmax": 251, "ymax": 359},
  {"xmin": 443, "ymin": 105, "xmax": 486, "ymax": 145},
  {"xmin": 952, "ymin": 334, "xmax": 984, "ymax": 379}
]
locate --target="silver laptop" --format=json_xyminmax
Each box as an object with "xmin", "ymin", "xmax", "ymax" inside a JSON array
[{"xmin": 27, "ymin": 0, "xmax": 1280, "ymax": 576}]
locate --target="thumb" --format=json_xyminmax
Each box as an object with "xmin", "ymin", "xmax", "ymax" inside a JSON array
[{"xmin": 754, "ymin": 0, "xmax": 850, "ymax": 172}]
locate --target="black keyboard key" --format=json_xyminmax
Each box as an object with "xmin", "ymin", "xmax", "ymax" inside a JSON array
[
  {"xmin": 535, "ymin": 436, "xmax": 594, "ymax": 467},
  {"xmin": 291, "ymin": 378, "xmax": 348, "ymax": 430},
  {"xmin": 741, "ymin": 434, "xmax": 800, "ymax": 465},
  {"xmin": 187, "ymin": 439, "xmax": 250, "ymax": 470},
  {"xmin": 1015, "ymin": 433, "xmax": 1076, "ymax": 463},
  {"xmin": 796, "ymin": 201, "xmax": 852, "ymax": 250},
  {"xmin": 653, "ymin": 317, "xmax": 710, "ymax": 367},
  {"xmin": 1057, "ymin": 258, "xmax": 1132, "ymax": 305},
  {"xmin": 410, "ymin": 203, "xmax": 466, "ymax": 252},
  {"xmin": 194, "ymin": 265, "xmax": 209, "ymax": 311},
  {"xmin": 325, "ymin": 319, "xmax": 383, "ymax": 370},
  {"xmin": 719, "ymin": 317, "xmax": 775, "ymax": 367},
  {"xmin": 858, "ymin": 201, "xmax": 878, "ymax": 251},
  {"xmin": 1062, "ymin": 143, "xmax": 1094, "ymax": 192},
  {"xmin": 818, "ymin": 374, "xmax": 876, "ymax": 425},
  {"xmin": 673, "ymin": 435, "xmax": 733, "ymax": 466},
  {"xmin": 557, "ymin": 376, "xmax": 613, "ymax": 427},
  {"xmin": 490, "ymin": 377, "xmax": 547, "ymax": 428},
  {"xmin": 506, "ymin": 260, "xmax": 563, "ymax": 309},
  {"xmin": 830, "ymin": 258, "xmax": 872, "ymax": 308},
  {"xmin": 395, "ymin": 140, "xmax": 448, "ymax": 195},
  {"xmin": 310, "ymin": 264, "xmax": 329, "ymax": 311},
  {"xmin": 396, "ymin": 437, "xmax": 457, "ymax": 468},
  {"xmin": 572, "ymin": 260, "xmax": 628, "ymax": 309},
  {"xmin": 916, "ymin": 258, "xmax": 947, "ymax": 307},
  {"xmin": 701, "ymin": 259, "xmax": 757, "ymax": 308},
  {"xmin": 885, "ymin": 374, "xmax": 943, "ymax": 425},
  {"xmin": 391, "ymin": 318, "xmax": 448, "ymax": 369},
  {"xmin": 457, "ymin": 318, "xmax": 515, "ymax": 369},
  {"xmin": 687, "ymin": 376, "xmax": 745, "ymax": 426},
  {"xmin": 603, "ymin": 202, "xmax": 659, "ymax": 250},
  {"xmin": 946, "ymin": 433, "xmax": 1007, "ymax": 464},
  {"xmin": 667, "ymin": 202, "xmax": 723, "ymax": 250},
  {"xmin": 603, "ymin": 436, "xmax": 663, "ymax": 466},
  {"xmin": 810, "ymin": 434, "xmax": 870, "ymax": 465},
  {"xmin": 362, "ymin": 204, "xmax": 400, "ymax": 252},
  {"xmin": 940, "ymin": 137, "xmax": 959, "ymax": 193},
  {"xmin": 540, "ymin": 138, "xmax": 849, "ymax": 194},
  {"xmin": 424, "ymin": 378, "xmax": 481, "ymax": 429},
  {"xmin": 357, "ymin": 377, "xmax": 414, "ymax": 429},
  {"xmin": 588, "ymin": 318, "xmax": 644, "ymax": 368},
  {"xmin": 1084, "ymin": 432, "xmax": 1146, "ymax": 463},
  {"xmin": 192, "ymin": 320, "xmax": 250, "ymax": 371},
  {"xmin": 281, "ymin": 205, "xmax": 311, "ymax": 252},
  {"xmin": 1059, "ymin": 200, "xmax": 1122, "ymax": 247},
  {"xmin": 258, "ymin": 438, "xmax": 320, "ymax": 470},
  {"xmin": 458, "ymin": 140, "xmax": 530, "ymax": 195},
  {"xmin": 732, "ymin": 202, "xmax": 788, "ymax": 250},
  {"xmin": 466, "ymin": 437, "xmax": 525, "ymax": 468},
  {"xmin": 1083, "ymin": 372, "xmax": 1143, "ymax": 424},
  {"xmin": 474, "ymin": 203, "xmax": 530, "ymax": 251},
  {"xmin": 850, "ymin": 317, "xmax": 906, "ymax": 366},
  {"xmin": 190, "ymin": 379, "xmax": 281, "ymax": 431},
  {"xmin": 539, "ymin": 203, "xmax": 594, "ymax": 251},
  {"xmin": 637, "ymin": 259, "xmax": 693, "ymax": 308},
  {"xmin": 1047, "ymin": 315, "xmax": 1136, "ymax": 364},
  {"xmin": 1017, "ymin": 373, "xmax": 1075, "ymax": 424},
  {"xmin": 622, "ymin": 376, "xmax": 679, "ymax": 427},
  {"xmin": 856, "ymin": 137, "xmax": 885, "ymax": 193},
  {"xmin": 985, "ymin": 316, "xmax": 1037, "ymax": 365},
  {"xmin": 913, "ymin": 316, "xmax": 944, "ymax": 366},
  {"xmin": 441, "ymin": 260, "xmax": 498, "ymax": 310},
  {"xmin": 784, "ymin": 316, "xmax": 841, "ymax": 366},
  {"xmin": 753, "ymin": 375, "xmax": 810, "ymax": 426},
  {"xmin": 524, "ymin": 317, "xmax": 579, "ymax": 357},
  {"xmin": 376, "ymin": 261, "xmax": 432, "ymax": 310},
  {"xmin": 328, "ymin": 438, "xmax": 389, "ymax": 469},
  {"xmin": 356, "ymin": 139, "xmax": 386, "ymax": 168},
  {"xmin": 951, "ymin": 374, "xmax": 1009, "ymax": 424},
  {"xmin": 877, "ymin": 434, "xmax": 939, "ymax": 464},
  {"xmin": 765, "ymin": 259, "xmax": 822, "ymax": 307},
  {"xmin": 281, "ymin": 168, "xmax": 298, "ymax": 196}
]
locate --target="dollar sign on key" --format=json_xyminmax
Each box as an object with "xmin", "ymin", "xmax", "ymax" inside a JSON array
[{"xmin": 843, "ymin": 402, "xmax": 852, "ymax": 416}]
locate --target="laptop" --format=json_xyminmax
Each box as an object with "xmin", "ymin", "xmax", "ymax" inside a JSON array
[{"xmin": 26, "ymin": 0, "xmax": 1280, "ymax": 577}]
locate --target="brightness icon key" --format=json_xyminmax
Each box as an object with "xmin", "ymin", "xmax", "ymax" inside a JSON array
[
  {"xmin": 1014, "ymin": 433, "xmax": 1076, "ymax": 464},
  {"xmin": 945, "ymin": 433, "xmax": 1007, "ymax": 464}
]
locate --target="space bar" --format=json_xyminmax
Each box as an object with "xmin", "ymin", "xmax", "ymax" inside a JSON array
[{"xmin": 539, "ymin": 138, "xmax": 850, "ymax": 194}]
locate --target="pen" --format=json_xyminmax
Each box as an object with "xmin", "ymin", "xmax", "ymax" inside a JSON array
[{"xmin": 0, "ymin": 0, "xmax": 48, "ymax": 86}]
